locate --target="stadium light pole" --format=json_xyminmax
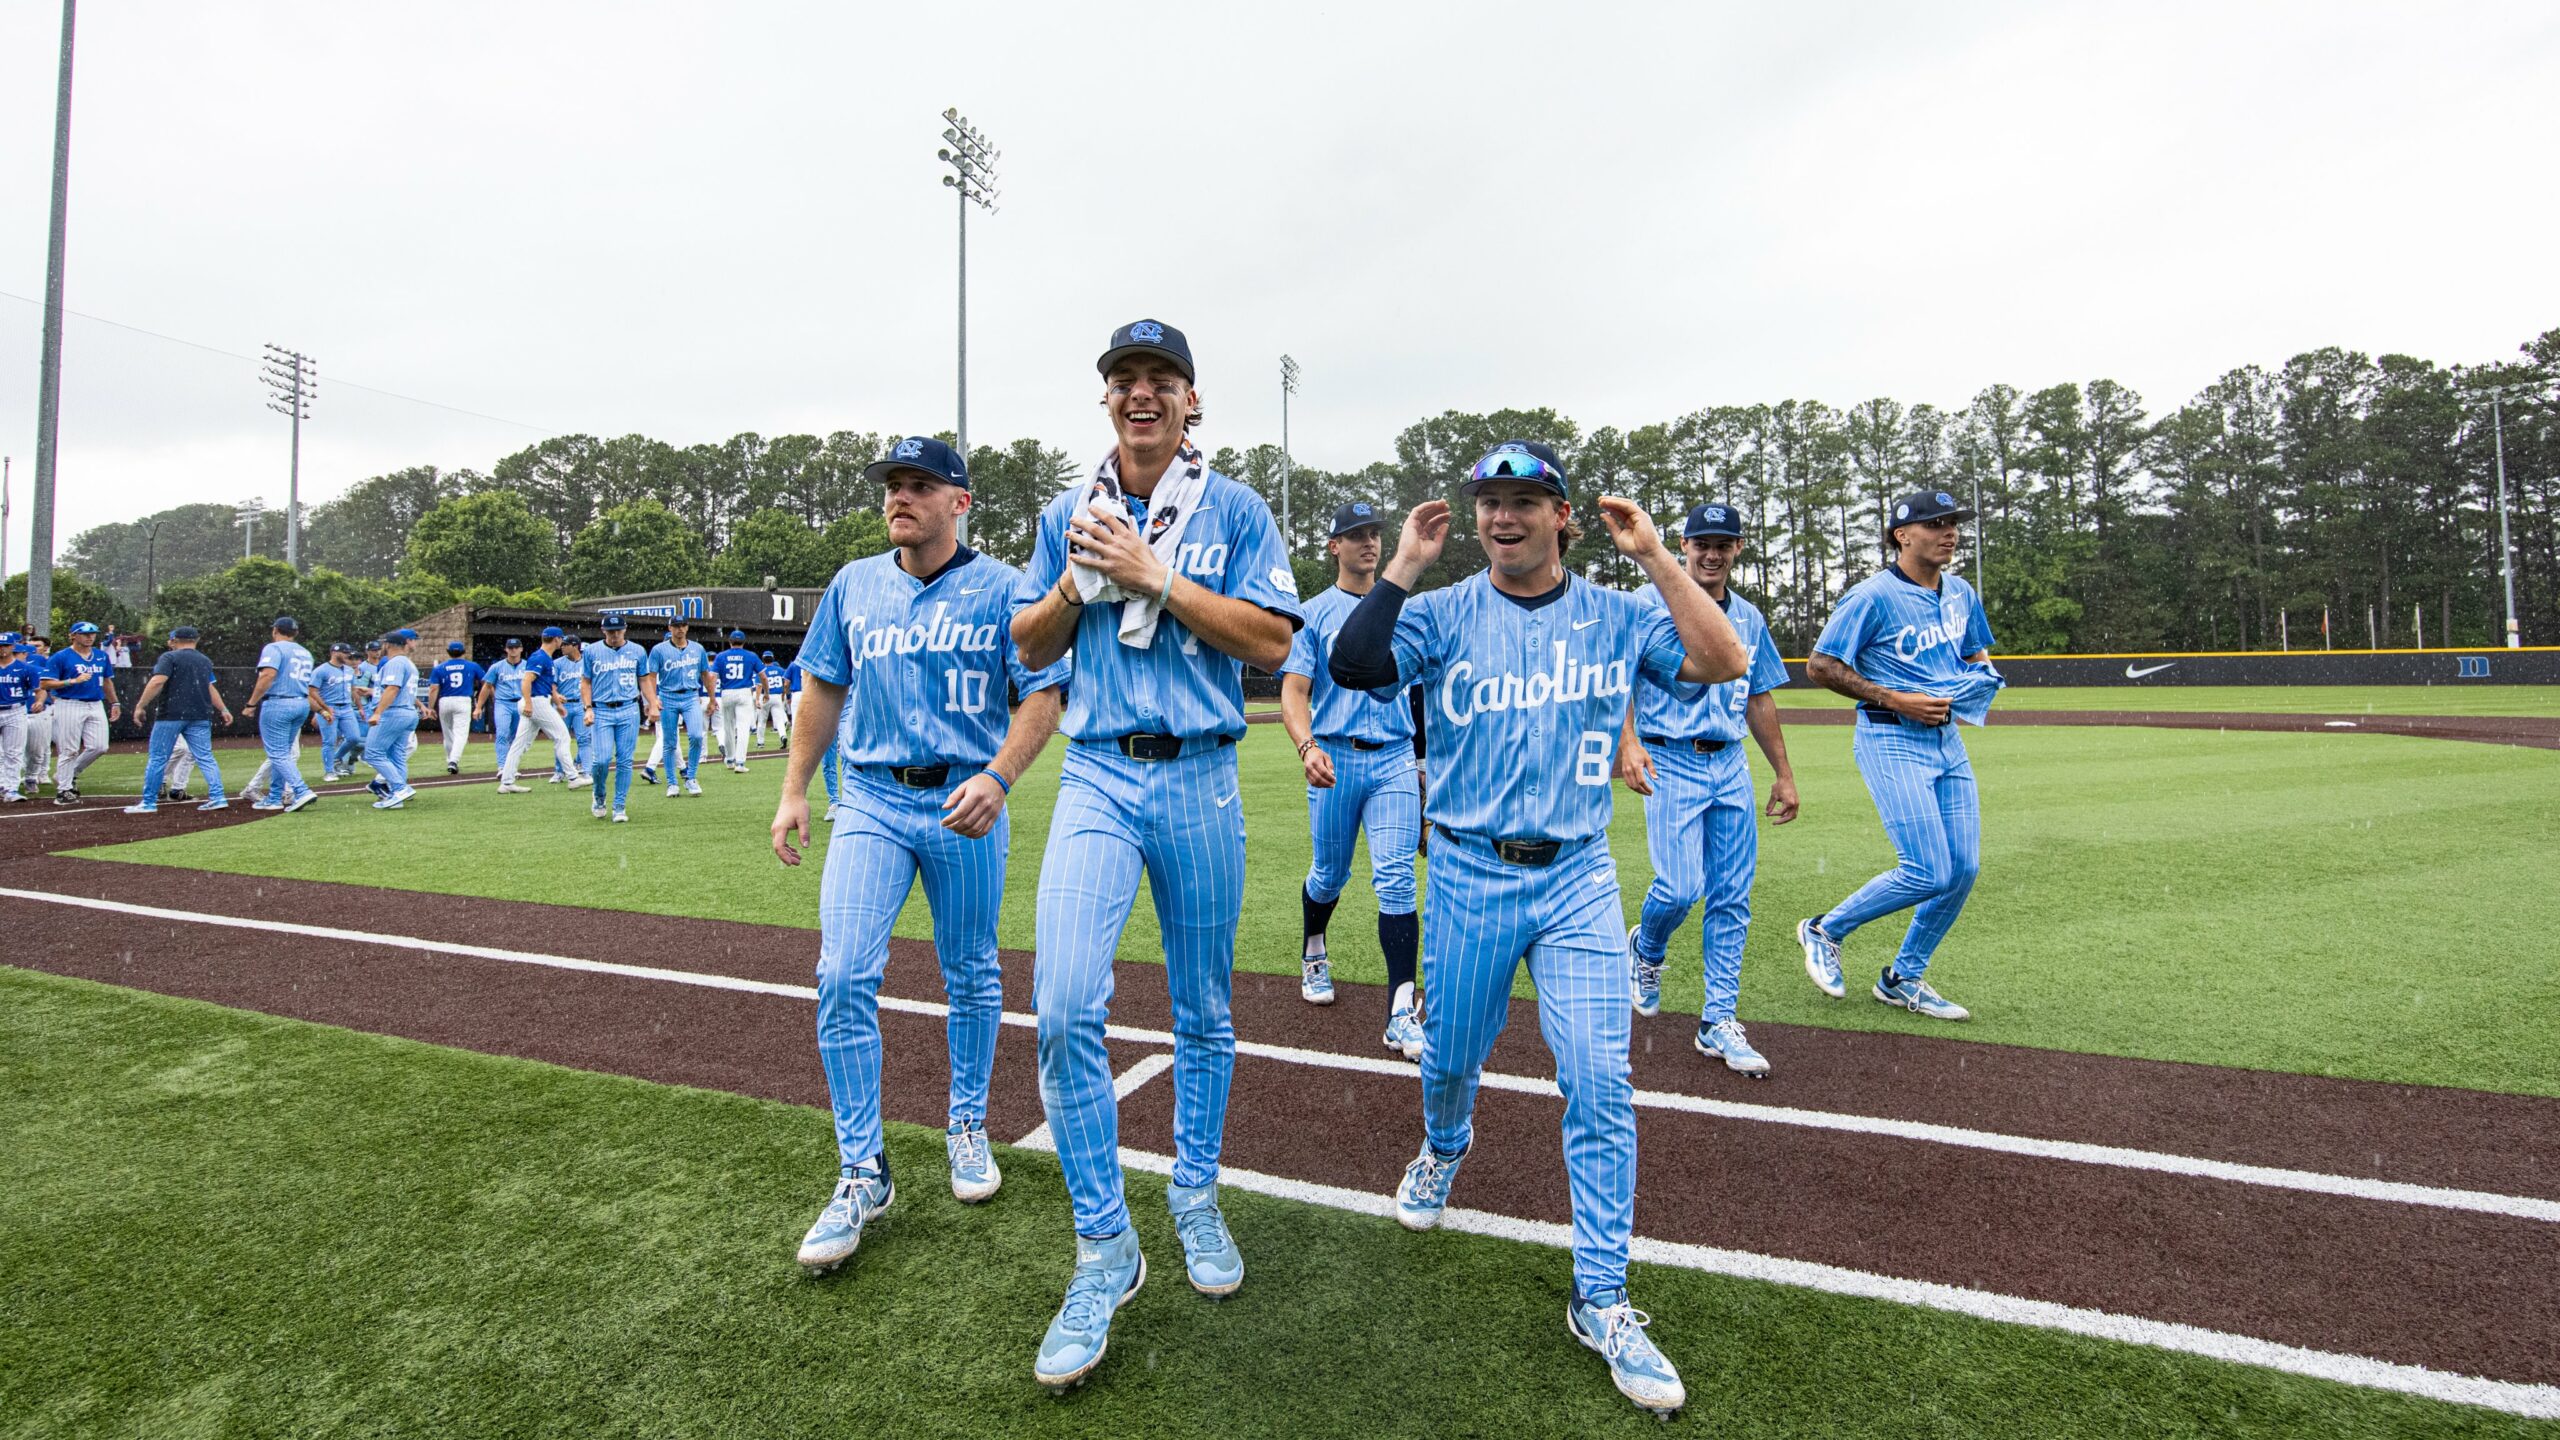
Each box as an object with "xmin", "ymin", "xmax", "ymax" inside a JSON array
[
  {"xmin": 25, "ymin": 0, "xmax": 78, "ymax": 636},
  {"xmin": 235, "ymin": 500, "xmax": 266, "ymax": 560},
  {"xmin": 2, "ymin": 456, "xmax": 11, "ymax": 590},
  {"xmin": 2479, "ymin": 385, "xmax": 2525, "ymax": 649},
  {"xmin": 1280, "ymin": 355, "xmax": 1300, "ymax": 549},
  {"xmin": 942, "ymin": 105, "xmax": 998, "ymax": 543},
  {"xmin": 262, "ymin": 344, "xmax": 316, "ymax": 571}
]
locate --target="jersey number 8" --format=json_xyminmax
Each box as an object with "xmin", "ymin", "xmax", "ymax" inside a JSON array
[{"xmin": 1576, "ymin": 731, "xmax": 1611, "ymax": 787}]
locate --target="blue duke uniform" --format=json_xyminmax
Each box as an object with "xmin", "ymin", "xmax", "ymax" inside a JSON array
[
  {"xmin": 798, "ymin": 548, "xmax": 1070, "ymax": 1174},
  {"xmin": 1813, "ymin": 567, "xmax": 1999, "ymax": 978},
  {"xmin": 316, "ymin": 662, "xmax": 363, "ymax": 769},
  {"xmin": 712, "ymin": 645, "xmax": 760, "ymax": 759},
  {"xmin": 1021, "ymin": 468, "xmax": 1301, "ymax": 1238},
  {"xmin": 1282, "ymin": 586, "xmax": 1419, "ymax": 917},
  {"xmin": 1628, "ymin": 587, "xmax": 1790, "ymax": 1023},
  {"xmin": 787, "ymin": 659, "xmax": 839, "ymax": 804},
  {"xmin": 585, "ymin": 640, "xmax": 646, "ymax": 810},
  {"xmin": 255, "ymin": 640, "xmax": 319, "ymax": 804},
  {"xmin": 644, "ymin": 638, "xmax": 710, "ymax": 780},
  {"xmin": 1380, "ymin": 573, "xmax": 1688, "ymax": 1296},
  {"xmin": 363, "ymin": 655, "xmax": 421, "ymax": 790},
  {"xmin": 551, "ymin": 654, "xmax": 588, "ymax": 776}
]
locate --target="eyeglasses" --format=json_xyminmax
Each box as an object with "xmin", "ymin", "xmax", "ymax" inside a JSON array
[{"xmin": 1469, "ymin": 451, "xmax": 1563, "ymax": 486}]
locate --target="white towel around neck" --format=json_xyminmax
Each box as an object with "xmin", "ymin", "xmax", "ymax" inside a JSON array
[{"xmin": 1067, "ymin": 441, "xmax": 1211, "ymax": 649}]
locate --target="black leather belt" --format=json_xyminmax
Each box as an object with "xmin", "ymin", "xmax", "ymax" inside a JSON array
[
  {"xmin": 1857, "ymin": 703, "xmax": 1901, "ymax": 726},
  {"xmin": 887, "ymin": 764, "xmax": 950, "ymax": 789},
  {"xmin": 1640, "ymin": 735, "xmax": 1729, "ymax": 753},
  {"xmin": 596, "ymin": 698, "xmax": 634, "ymax": 709},
  {"xmin": 1433, "ymin": 823, "xmax": 1562, "ymax": 868},
  {"xmin": 1109, "ymin": 733, "xmax": 1235, "ymax": 761}
]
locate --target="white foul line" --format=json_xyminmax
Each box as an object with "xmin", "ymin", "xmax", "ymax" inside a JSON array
[{"xmin": 5, "ymin": 885, "xmax": 2557, "ymax": 1418}]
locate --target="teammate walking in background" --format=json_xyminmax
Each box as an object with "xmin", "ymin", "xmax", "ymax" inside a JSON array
[
  {"xmin": 785, "ymin": 652, "xmax": 842, "ymax": 818},
  {"xmin": 643, "ymin": 620, "xmax": 711, "ymax": 797},
  {"xmin": 314, "ymin": 644, "xmax": 362, "ymax": 781},
  {"xmin": 353, "ymin": 640, "xmax": 383, "ymax": 761},
  {"xmin": 122, "ymin": 626, "xmax": 233, "ymax": 815},
  {"xmin": 239, "ymin": 617, "xmax": 326, "ymax": 813},
  {"xmin": 38, "ymin": 621, "xmax": 120, "ymax": 806},
  {"xmin": 1619, "ymin": 502, "xmax": 1798, "ymax": 1077},
  {"xmin": 585, "ymin": 615, "xmax": 644, "ymax": 822},
  {"xmin": 16, "ymin": 637, "xmax": 55, "ymax": 800},
  {"xmin": 1798, "ymin": 491, "xmax": 2003, "ymax": 1022},
  {"xmin": 432, "ymin": 642, "xmax": 484, "ymax": 775},
  {"xmin": 498, "ymin": 627, "xmax": 580, "ymax": 793},
  {"xmin": 771, "ymin": 435, "xmax": 1068, "ymax": 1278},
  {"xmin": 712, "ymin": 629, "xmax": 761, "ymax": 772},
  {"xmin": 361, "ymin": 630, "xmax": 424, "ymax": 810},
  {"xmin": 1328, "ymin": 441, "xmax": 1747, "ymax": 1418},
  {"xmin": 756, "ymin": 651, "xmax": 790, "ymax": 749},
  {"xmin": 480, "ymin": 638, "xmax": 526, "ymax": 776},
  {"xmin": 551, "ymin": 634, "xmax": 590, "ymax": 784},
  {"xmin": 1009, "ymin": 320, "xmax": 1302, "ymax": 1392},
  {"xmin": 0, "ymin": 633, "xmax": 39, "ymax": 804},
  {"xmin": 1278, "ymin": 500, "xmax": 1424, "ymax": 1058}
]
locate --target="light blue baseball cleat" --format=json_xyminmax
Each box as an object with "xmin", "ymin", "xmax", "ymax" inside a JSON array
[
  {"xmin": 1167, "ymin": 1182, "xmax": 1243, "ymax": 1297},
  {"xmin": 1797, "ymin": 917, "xmax": 1846, "ymax": 998},
  {"xmin": 1567, "ymin": 1287, "xmax": 1687, "ymax": 1417},
  {"xmin": 1382, "ymin": 1003, "xmax": 1424, "ymax": 1062},
  {"xmin": 795, "ymin": 1160, "xmax": 893, "ymax": 1275},
  {"xmin": 1695, "ymin": 1018, "xmax": 1771, "ymax": 1078},
  {"xmin": 1035, "ymin": 1227, "xmax": 1146, "ymax": 1393},
  {"xmin": 1628, "ymin": 925, "xmax": 1663, "ymax": 1017},
  {"xmin": 1874, "ymin": 968, "xmax": 1971, "ymax": 1021},
  {"xmin": 946, "ymin": 1122, "xmax": 1001, "ymax": 1204},
  {"xmin": 1299, "ymin": 953, "xmax": 1335, "ymax": 1006},
  {"xmin": 1394, "ymin": 1138, "xmax": 1468, "ymax": 1231}
]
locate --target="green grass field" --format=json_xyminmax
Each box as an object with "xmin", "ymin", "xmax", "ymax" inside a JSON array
[
  {"xmin": 73, "ymin": 720, "xmax": 2560, "ymax": 1098},
  {"xmin": 6, "ymin": 968, "xmax": 2542, "ymax": 1440}
]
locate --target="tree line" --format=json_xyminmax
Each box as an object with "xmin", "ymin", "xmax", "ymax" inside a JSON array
[{"xmin": 56, "ymin": 324, "xmax": 2556, "ymax": 660}]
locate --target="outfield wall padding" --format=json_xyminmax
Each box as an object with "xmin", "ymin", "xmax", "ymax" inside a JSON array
[{"xmin": 1778, "ymin": 648, "xmax": 2560, "ymax": 688}]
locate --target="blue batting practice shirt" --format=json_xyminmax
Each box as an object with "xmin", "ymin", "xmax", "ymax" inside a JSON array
[
  {"xmin": 799, "ymin": 548, "xmax": 1069, "ymax": 770},
  {"xmin": 785, "ymin": 660, "xmax": 804, "ymax": 693},
  {"xmin": 585, "ymin": 640, "xmax": 644, "ymax": 704},
  {"xmin": 257, "ymin": 640, "xmax": 316, "ymax": 699},
  {"xmin": 1283, "ymin": 585, "xmax": 1415, "ymax": 745},
  {"xmin": 712, "ymin": 647, "xmax": 761, "ymax": 692},
  {"xmin": 645, "ymin": 639, "xmax": 709, "ymax": 696},
  {"xmin": 1382, "ymin": 573, "xmax": 1687, "ymax": 844},
  {"xmin": 1631, "ymin": 585, "xmax": 1787, "ymax": 743},
  {"xmin": 1813, "ymin": 565, "xmax": 1995, "ymax": 695},
  {"xmin": 375, "ymin": 655, "xmax": 421, "ymax": 715},
  {"xmin": 48, "ymin": 647, "xmax": 114, "ymax": 701},
  {"xmin": 432, "ymin": 658, "xmax": 485, "ymax": 700},
  {"xmin": 1019, "ymin": 467, "xmax": 1301, "ymax": 742},
  {"xmin": 521, "ymin": 648, "xmax": 557, "ymax": 699}
]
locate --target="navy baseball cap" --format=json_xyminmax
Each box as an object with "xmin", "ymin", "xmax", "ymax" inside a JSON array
[
  {"xmin": 1330, "ymin": 501, "xmax": 1385, "ymax": 537},
  {"xmin": 503, "ymin": 636, "xmax": 525, "ymax": 648},
  {"xmin": 601, "ymin": 614, "xmax": 627, "ymax": 630},
  {"xmin": 560, "ymin": 633, "xmax": 582, "ymax": 646},
  {"xmin": 170, "ymin": 626, "xmax": 200, "ymax": 640},
  {"xmin": 447, "ymin": 641, "xmax": 467, "ymax": 655},
  {"xmin": 1681, "ymin": 502, "xmax": 1743, "ymax": 540},
  {"xmin": 273, "ymin": 616, "xmax": 299, "ymax": 635},
  {"xmin": 1097, "ymin": 318, "xmax": 1195, "ymax": 382},
  {"xmin": 864, "ymin": 435, "xmax": 970, "ymax": 490},
  {"xmin": 329, "ymin": 642, "xmax": 350, "ymax": 654},
  {"xmin": 365, "ymin": 639, "xmax": 384, "ymax": 651},
  {"xmin": 540, "ymin": 625, "xmax": 564, "ymax": 639},
  {"xmin": 1887, "ymin": 489, "xmax": 1976, "ymax": 530},
  {"xmin": 1463, "ymin": 440, "xmax": 1569, "ymax": 498},
  {"xmin": 70, "ymin": 621, "xmax": 100, "ymax": 635}
]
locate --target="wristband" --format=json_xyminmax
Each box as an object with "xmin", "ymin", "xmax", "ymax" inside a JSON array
[
  {"xmin": 1059, "ymin": 574, "xmax": 1084, "ymax": 607},
  {"xmin": 1296, "ymin": 737, "xmax": 1316, "ymax": 758},
  {"xmin": 981, "ymin": 768, "xmax": 1011, "ymax": 794},
  {"xmin": 1155, "ymin": 569, "xmax": 1177, "ymax": 608}
]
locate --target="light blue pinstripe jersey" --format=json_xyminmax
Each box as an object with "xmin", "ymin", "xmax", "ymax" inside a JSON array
[
  {"xmin": 1814, "ymin": 566, "xmax": 1994, "ymax": 692},
  {"xmin": 374, "ymin": 656, "xmax": 420, "ymax": 714},
  {"xmin": 1017, "ymin": 468, "xmax": 1302, "ymax": 742},
  {"xmin": 1384, "ymin": 573, "xmax": 1686, "ymax": 843},
  {"xmin": 585, "ymin": 641, "xmax": 644, "ymax": 704},
  {"xmin": 256, "ymin": 641, "xmax": 315, "ymax": 699},
  {"xmin": 798, "ymin": 548, "xmax": 1069, "ymax": 771},
  {"xmin": 1282, "ymin": 586, "xmax": 1416, "ymax": 745},
  {"xmin": 485, "ymin": 659, "xmax": 523, "ymax": 704},
  {"xmin": 312, "ymin": 661, "xmax": 356, "ymax": 709},
  {"xmin": 551, "ymin": 656, "xmax": 586, "ymax": 704},
  {"xmin": 644, "ymin": 640, "xmax": 709, "ymax": 696},
  {"xmin": 1631, "ymin": 585, "xmax": 1787, "ymax": 742}
]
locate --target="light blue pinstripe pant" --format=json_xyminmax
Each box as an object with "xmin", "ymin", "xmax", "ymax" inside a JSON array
[
  {"xmin": 815, "ymin": 768, "xmax": 1009, "ymax": 1174},
  {"xmin": 1304, "ymin": 740, "xmax": 1420, "ymax": 914},
  {"xmin": 1034, "ymin": 741, "xmax": 1245, "ymax": 1239},
  {"xmin": 1422, "ymin": 831, "xmax": 1637, "ymax": 1297},
  {"xmin": 1822, "ymin": 718, "xmax": 1980, "ymax": 978},
  {"xmin": 1631, "ymin": 743, "xmax": 1757, "ymax": 1023},
  {"xmin": 654, "ymin": 694, "xmax": 706, "ymax": 781},
  {"xmin": 258, "ymin": 698, "xmax": 315, "ymax": 805}
]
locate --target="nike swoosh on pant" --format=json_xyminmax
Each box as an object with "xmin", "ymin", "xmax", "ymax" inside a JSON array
[{"xmin": 1215, "ymin": 792, "xmax": 1235, "ymax": 807}]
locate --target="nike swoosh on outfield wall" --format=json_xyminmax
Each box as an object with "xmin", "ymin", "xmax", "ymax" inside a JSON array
[{"xmin": 2124, "ymin": 662, "xmax": 2176, "ymax": 679}]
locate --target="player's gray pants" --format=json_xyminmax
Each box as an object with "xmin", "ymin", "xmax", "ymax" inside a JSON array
[
  {"xmin": 0, "ymin": 707, "xmax": 24, "ymax": 795},
  {"xmin": 501, "ymin": 696, "xmax": 575, "ymax": 783},
  {"xmin": 49, "ymin": 698, "xmax": 109, "ymax": 787}
]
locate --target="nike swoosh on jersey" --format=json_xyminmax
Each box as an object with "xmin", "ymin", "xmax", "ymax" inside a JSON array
[
  {"xmin": 961, "ymin": 586, "xmax": 987, "ymax": 595},
  {"xmin": 2124, "ymin": 662, "xmax": 2176, "ymax": 679},
  {"xmin": 1572, "ymin": 618, "xmax": 1601, "ymax": 631}
]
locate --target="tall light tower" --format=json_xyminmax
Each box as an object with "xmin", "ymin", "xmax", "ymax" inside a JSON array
[
  {"xmin": 937, "ymin": 108, "xmax": 999, "ymax": 466},
  {"xmin": 26, "ymin": 0, "xmax": 78, "ymax": 636},
  {"xmin": 262, "ymin": 344, "xmax": 316, "ymax": 570},
  {"xmin": 235, "ymin": 500, "xmax": 267, "ymax": 560},
  {"xmin": 1279, "ymin": 355, "xmax": 1300, "ymax": 549}
]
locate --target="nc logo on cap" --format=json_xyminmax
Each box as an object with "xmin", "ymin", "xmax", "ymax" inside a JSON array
[
  {"xmin": 1352, "ymin": 503, "xmax": 1372, "ymax": 516},
  {"xmin": 1896, "ymin": 503, "xmax": 1911, "ymax": 520},
  {"xmin": 1935, "ymin": 492, "xmax": 1955, "ymax": 507},
  {"xmin": 894, "ymin": 438, "xmax": 924, "ymax": 461},
  {"xmin": 1706, "ymin": 506, "xmax": 1727, "ymax": 521},
  {"xmin": 1131, "ymin": 321, "xmax": 1164, "ymax": 343},
  {"xmin": 1493, "ymin": 442, "xmax": 1528, "ymax": 455}
]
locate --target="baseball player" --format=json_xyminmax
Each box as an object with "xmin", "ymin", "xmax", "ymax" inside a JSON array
[
  {"xmin": 1008, "ymin": 319, "xmax": 1301, "ymax": 1392},
  {"xmin": 480, "ymin": 639, "xmax": 525, "ymax": 772},
  {"xmin": 314, "ymin": 644, "xmax": 363, "ymax": 781},
  {"xmin": 238, "ymin": 616, "xmax": 327, "ymax": 813},
  {"xmin": 430, "ymin": 642, "xmax": 484, "ymax": 774},
  {"xmin": 1277, "ymin": 500, "xmax": 1424, "ymax": 1058},
  {"xmin": 17, "ymin": 637, "xmax": 54, "ymax": 799},
  {"xmin": 785, "ymin": 654, "xmax": 843, "ymax": 817},
  {"xmin": 551, "ymin": 634, "xmax": 590, "ymax": 784},
  {"xmin": 1797, "ymin": 490, "xmax": 2002, "ymax": 1022},
  {"xmin": 756, "ymin": 651, "xmax": 791, "ymax": 748},
  {"xmin": 642, "ymin": 620, "xmax": 712, "ymax": 796},
  {"xmin": 585, "ymin": 615, "xmax": 645, "ymax": 822},
  {"xmin": 361, "ymin": 630, "xmax": 423, "ymax": 809},
  {"xmin": 1620, "ymin": 502, "xmax": 1799, "ymax": 1078},
  {"xmin": 770, "ymin": 435, "xmax": 1068, "ymax": 1277},
  {"xmin": 0, "ymin": 633, "xmax": 37, "ymax": 803},
  {"xmin": 498, "ymin": 627, "xmax": 580, "ymax": 792},
  {"xmin": 1327, "ymin": 440, "xmax": 1747, "ymax": 1418},
  {"xmin": 122, "ymin": 626, "xmax": 233, "ymax": 814},
  {"xmin": 712, "ymin": 629, "xmax": 761, "ymax": 771},
  {"xmin": 38, "ymin": 621, "xmax": 120, "ymax": 806}
]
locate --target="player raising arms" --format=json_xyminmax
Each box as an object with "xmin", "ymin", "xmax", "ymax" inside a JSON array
[
  {"xmin": 1278, "ymin": 500, "xmax": 1424, "ymax": 1058},
  {"xmin": 1797, "ymin": 490, "xmax": 2003, "ymax": 1021},
  {"xmin": 1009, "ymin": 319, "xmax": 1301, "ymax": 1393},
  {"xmin": 1327, "ymin": 441, "xmax": 1746, "ymax": 1418},
  {"xmin": 772, "ymin": 435, "xmax": 1067, "ymax": 1278}
]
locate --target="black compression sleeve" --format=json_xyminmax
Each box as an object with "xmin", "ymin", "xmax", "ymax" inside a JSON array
[{"xmin": 1328, "ymin": 579, "xmax": 1408, "ymax": 691}]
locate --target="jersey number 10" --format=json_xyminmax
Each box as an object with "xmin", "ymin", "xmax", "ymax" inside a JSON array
[{"xmin": 944, "ymin": 670, "xmax": 989, "ymax": 715}]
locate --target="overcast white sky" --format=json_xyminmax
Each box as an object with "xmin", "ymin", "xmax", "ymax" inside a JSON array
[{"xmin": 3, "ymin": 1, "xmax": 2555, "ymax": 567}]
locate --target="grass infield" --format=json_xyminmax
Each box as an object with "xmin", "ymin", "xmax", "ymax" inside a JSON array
[
  {"xmin": 5, "ymin": 967, "xmax": 2546, "ymax": 1440},
  {"xmin": 74, "ymin": 721, "xmax": 2560, "ymax": 1098}
]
